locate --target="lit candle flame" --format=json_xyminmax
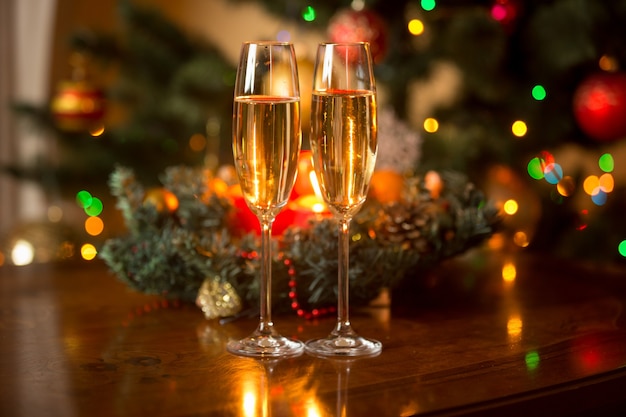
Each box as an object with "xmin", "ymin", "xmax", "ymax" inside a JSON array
[{"xmin": 308, "ymin": 171, "xmax": 327, "ymax": 213}]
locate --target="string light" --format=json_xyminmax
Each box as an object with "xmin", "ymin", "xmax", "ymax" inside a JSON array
[
  {"xmin": 598, "ymin": 153, "xmax": 614, "ymax": 172},
  {"xmin": 543, "ymin": 162, "xmax": 563, "ymax": 185},
  {"xmin": 531, "ymin": 85, "xmax": 547, "ymax": 101},
  {"xmin": 502, "ymin": 262, "xmax": 516, "ymax": 282},
  {"xmin": 423, "ymin": 117, "xmax": 439, "ymax": 133},
  {"xmin": 408, "ymin": 19, "xmax": 425, "ymax": 36},
  {"xmin": 583, "ymin": 175, "xmax": 599, "ymax": 195},
  {"xmin": 556, "ymin": 176, "xmax": 575, "ymax": 197},
  {"xmin": 503, "ymin": 199, "xmax": 518, "ymax": 215},
  {"xmin": 84, "ymin": 197, "xmax": 103, "ymax": 216},
  {"xmin": 420, "ymin": 0, "xmax": 436, "ymax": 11},
  {"xmin": 513, "ymin": 231, "xmax": 529, "ymax": 247},
  {"xmin": 85, "ymin": 216, "xmax": 104, "ymax": 236},
  {"xmin": 530, "ymin": 151, "xmax": 616, "ymax": 206},
  {"xmin": 302, "ymin": 5, "xmax": 316, "ymax": 22},
  {"xmin": 591, "ymin": 190, "xmax": 607, "ymax": 206},
  {"xmin": 76, "ymin": 190, "xmax": 93, "ymax": 208},
  {"xmin": 527, "ymin": 157, "xmax": 544, "ymax": 180},
  {"xmin": 89, "ymin": 124, "xmax": 105, "ymax": 137},
  {"xmin": 599, "ymin": 173, "xmax": 614, "ymax": 193},
  {"xmin": 511, "ymin": 120, "xmax": 527, "ymax": 137},
  {"xmin": 81, "ymin": 243, "xmax": 98, "ymax": 261},
  {"xmin": 11, "ymin": 240, "xmax": 35, "ymax": 266}
]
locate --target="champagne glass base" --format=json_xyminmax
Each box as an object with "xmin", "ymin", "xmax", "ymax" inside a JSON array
[
  {"xmin": 227, "ymin": 332, "xmax": 304, "ymax": 358},
  {"xmin": 305, "ymin": 334, "xmax": 382, "ymax": 358}
]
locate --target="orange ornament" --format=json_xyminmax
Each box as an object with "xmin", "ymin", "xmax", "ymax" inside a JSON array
[
  {"xmin": 143, "ymin": 188, "xmax": 179, "ymax": 213},
  {"xmin": 369, "ymin": 170, "xmax": 405, "ymax": 204},
  {"xmin": 208, "ymin": 177, "xmax": 228, "ymax": 197}
]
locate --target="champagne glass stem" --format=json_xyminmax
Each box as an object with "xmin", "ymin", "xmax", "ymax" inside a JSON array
[
  {"xmin": 336, "ymin": 218, "xmax": 352, "ymax": 335},
  {"xmin": 259, "ymin": 217, "xmax": 274, "ymax": 334}
]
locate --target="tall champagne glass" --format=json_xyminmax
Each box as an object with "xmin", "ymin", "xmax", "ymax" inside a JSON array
[
  {"xmin": 305, "ymin": 42, "xmax": 382, "ymax": 357},
  {"xmin": 228, "ymin": 42, "xmax": 304, "ymax": 357}
]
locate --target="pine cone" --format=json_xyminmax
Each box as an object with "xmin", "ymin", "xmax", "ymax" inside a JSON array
[{"xmin": 374, "ymin": 202, "xmax": 436, "ymax": 253}]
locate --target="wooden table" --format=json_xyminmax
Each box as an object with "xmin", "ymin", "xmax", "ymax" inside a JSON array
[{"xmin": 2, "ymin": 250, "xmax": 626, "ymax": 416}]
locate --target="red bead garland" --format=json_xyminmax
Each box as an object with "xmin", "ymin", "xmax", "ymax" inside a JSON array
[{"xmin": 238, "ymin": 250, "xmax": 335, "ymax": 320}]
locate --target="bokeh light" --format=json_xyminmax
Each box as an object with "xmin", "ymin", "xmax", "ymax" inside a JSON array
[
  {"xmin": 502, "ymin": 262, "xmax": 516, "ymax": 282},
  {"xmin": 525, "ymin": 351, "xmax": 540, "ymax": 371},
  {"xmin": 81, "ymin": 243, "xmax": 98, "ymax": 261},
  {"xmin": 48, "ymin": 205, "xmax": 64, "ymax": 222},
  {"xmin": 76, "ymin": 190, "xmax": 93, "ymax": 208},
  {"xmin": 619, "ymin": 240, "xmax": 626, "ymax": 257},
  {"xmin": 507, "ymin": 315, "xmax": 523, "ymax": 338},
  {"xmin": 531, "ymin": 85, "xmax": 547, "ymax": 101},
  {"xmin": 598, "ymin": 153, "xmax": 614, "ymax": 172},
  {"xmin": 556, "ymin": 176, "xmax": 575, "ymax": 197},
  {"xmin": 491, "ymin": 4, "xmax": 507, "ymax": 21},
  {"xmin": 583, "ymin": 175, "xmax": 600, "ymax": 195},
  {"xmin": 576, "ymin": 209, "xmax": 589, "ymax": 231},
  {"xmin": 84, "ymin": 197, "xmax": 103, "ymax": 216},
  {"xmin": 599, "ymin": 173, "xmax": 614, "ymax": 193},
  {"xmin": 599, "ymin": 55, "xmax": 618, "ymax": 72},
  {"xmin": 276, "ymin": 30, "xmax": 291, "ymax": 42},
  {"xmin": 591, "ymin": 190, "xmax": 607, "ymax": 206},
  {"xmin": 513, "ymin": 231, "xmax": 529, "ymax": 247},
  {"xmin": 423, "ymin": 117, "xmax": 439, "ymax": 133},
  {"xmin": 538, "ymin": 150, "xmax": 555, "ymax": 165},
  {"xmin": 189, "ymin": 133, "xmax": 206, "ymax": 152},
  {"xmin": 302, "ymin": 5, "xmax": 316, "ymax": 22},
  {"xmin": 527, "ymin": 157, "xmax": 544, "ymax": 180},
  {"xmin": 503, "ymin": 199, "xmax": 518, "ymax": 215},
  {"xmin": 512, "ymin": 120, "xmax": 527, "ymax": 137},
  {"xmin": 11, "ymin": 239, "xmax": 34, "ymax": 266},
  {"xmin": 89, "ymin": 124, "xmax": 105, "ymax": 137},
  {"xmin": 408, "ymin": 19, "xmax": 425, "ymax": 36},
  {"xmin": 85, "ymin": 216, "xmax": 104, "ymax": 236},
  {"xmin": 421, "ymin": 0, "xmax": 436, "ymax": 11},
  {"xmin": 543, "ymin": 163, "xmax": 563, "ymax": 185}
]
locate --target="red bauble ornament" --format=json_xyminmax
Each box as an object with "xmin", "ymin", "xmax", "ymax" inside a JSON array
[
  {"xmin": 51, "ymin": 80, "xmax": 105, "ymax": 132},
  {"xmin": 573, "ymin": 72, "xmax": 626, "ymax": 142},
  {"xmin": 327, "ymin": 8, "xmax": 388, "ymax": 64},
  {"xmin": 51, "ymin": 52, "xmax": 106, "ymax": 132},
  {"xmin": 490, "ymin": 0, "xmax": 521, "ymax": 33}
]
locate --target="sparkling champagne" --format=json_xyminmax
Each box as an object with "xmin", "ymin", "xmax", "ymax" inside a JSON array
[
  {"xmin": 310, "ymin": 89, "xmax": 377, "ymax": 217},
  {"xmin": 233, "ymin": 95, "xmax": 301, "ymax": 218}
]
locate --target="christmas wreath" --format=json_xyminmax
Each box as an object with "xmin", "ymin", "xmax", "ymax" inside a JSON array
[{"xmin": 100, "ymin": 163, "xmax": 499, "ymax": 320}]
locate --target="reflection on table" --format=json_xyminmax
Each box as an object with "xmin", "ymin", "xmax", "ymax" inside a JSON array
[{"xmin": 1, "ymin": 249, "xmax": 626, "ymax": 416}]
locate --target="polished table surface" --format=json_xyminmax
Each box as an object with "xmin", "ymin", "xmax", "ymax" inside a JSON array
[{"xmin": 2, "ymin": 250, "xmax": 626, "ymax": 416}]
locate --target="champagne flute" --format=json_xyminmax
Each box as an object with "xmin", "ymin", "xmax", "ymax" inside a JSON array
[
  {"xmin": 305, "ymin": 42, "xmax": 382, "ymax": 357},
  {"xmin": 228, "ymin": 41, "xmax": 304, "ymax": 357}
]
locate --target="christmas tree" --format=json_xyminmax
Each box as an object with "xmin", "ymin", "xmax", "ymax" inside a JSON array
[
  {"xmin": 5, "ymin": 0, "xmax": 626, "ymax": 273},
  {"xmin": 244, "ymin": 0, "xmax": 626, "ymax": 263}
]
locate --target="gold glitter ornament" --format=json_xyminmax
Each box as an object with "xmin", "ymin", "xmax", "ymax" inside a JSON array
[{"xmin": 196, "ymin": 277, "xmax": 242, "ymax": 320}]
